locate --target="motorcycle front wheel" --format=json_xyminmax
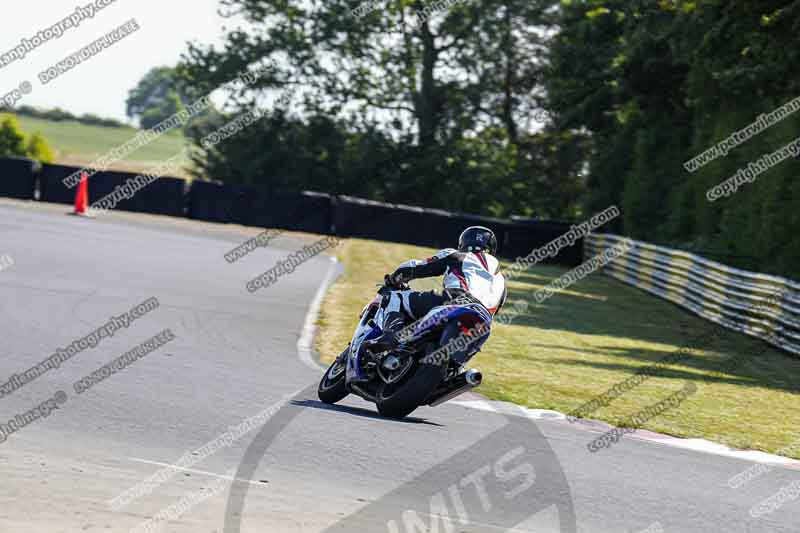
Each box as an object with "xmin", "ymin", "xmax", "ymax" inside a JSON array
[{"xmin": 318, "ymin": 352, "xmax": 349, "ymax": 404}]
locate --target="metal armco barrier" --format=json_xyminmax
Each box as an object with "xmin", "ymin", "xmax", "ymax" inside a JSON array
[{"xmin": 585, "ymin": 233, "xmax": 800, "ymax": 357}]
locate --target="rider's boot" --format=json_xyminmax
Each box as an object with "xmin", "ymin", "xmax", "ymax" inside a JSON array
[{"xmin": 365, "ymin": 311, "xmax": 405, "ymax": 354}]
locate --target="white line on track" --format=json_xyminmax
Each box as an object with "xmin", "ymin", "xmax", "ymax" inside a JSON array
[
  {"xmin": 126, "ymin": 458, "xmax": 270, "ymax": 487},
  {"xmin": 297, "ymin": 256, "xmax": 339, "ymax": 371},
  {"xmin": 452, "ymin": 398, "xmax": 800, "ymax": 468}
]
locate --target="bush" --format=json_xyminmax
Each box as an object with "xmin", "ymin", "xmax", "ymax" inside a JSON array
[
  {"xmin": 79, "ymin": 113, "xmax": 127, "ymax": 128},
  {"xmin": 39, "ymin": 107, "xmax": 74, "ymax": 122},
  {"xmin": 1, "ymin": 105, "xmax": 128, "ymax": 129},
  {"xmin": 0, "ymin": 114, "xmax": 56, "ymax": 162},
  {"xmin": 26, "ymin": 132, "xmax": 54, "ymax": 163},
  {"xmin": 0, "ymin": 114, "xmax": 27, "ymax": 157}
]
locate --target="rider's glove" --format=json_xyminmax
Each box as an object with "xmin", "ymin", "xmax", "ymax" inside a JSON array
[{"xmin": 386, "ymin": 270, "xmax": 408, "ymax": 287}]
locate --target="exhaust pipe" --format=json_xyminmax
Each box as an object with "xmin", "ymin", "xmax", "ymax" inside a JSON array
[
  {"xmin": 465, "ymin": 369, "xmax": 482, "ymax": 386},
  {"xmin": 426, "ymin": 368, "xmax": 482, "ymax": 407}
]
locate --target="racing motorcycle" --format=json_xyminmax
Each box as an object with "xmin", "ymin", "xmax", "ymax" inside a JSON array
[{"xmin": 317, "ymin": 277, "xmax": 490, "ymax": 418}]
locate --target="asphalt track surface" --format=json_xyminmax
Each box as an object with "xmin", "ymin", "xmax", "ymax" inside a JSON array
[{"xmin": 0, "ymin": 200, "xmax": 798, "ymax": 533}]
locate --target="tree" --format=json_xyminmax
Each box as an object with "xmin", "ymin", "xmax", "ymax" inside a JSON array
[
  {"xmin": 545, "ymin": 0, "xmax": 800, "ymax": 277},
  {"xmin": 0, "ymin": 114, "xmax": 27, "ymax": 157},
  {"xmin": 126, "ymin": 66, "xmax": 194, "ymax": 129},
  {"xmin": 26, "ymin": 132, "xmax": 55, "ymax": 163},
  {"xmin": 0, "ymin": 114, "xmax": 55, "ymax": 162},
  {"xmin": 177, "ymin": 0, "xmax": 588, "ymax": 218}
]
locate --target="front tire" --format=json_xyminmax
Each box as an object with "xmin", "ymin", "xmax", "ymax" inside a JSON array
[
  {"xmin": 376, "ymin": 362, "xmax": 444, "ymax": 419},
  {"xmin": 318, "ymin": 354, "xmax": 348, "ymax": 404}
]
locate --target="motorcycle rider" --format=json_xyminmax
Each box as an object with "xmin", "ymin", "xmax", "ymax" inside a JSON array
[{"xmin": 365, "ymin": 226, "xmax": 507, "ymax": 354}]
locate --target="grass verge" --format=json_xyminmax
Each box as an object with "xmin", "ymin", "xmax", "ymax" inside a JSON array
[
  {"xmin": 316, "ymin": 237, "xmax": 800, "ymax": 458},
  {"xmin": 14, "ymin": 115, "xmax": 192, "ymax": 178}
]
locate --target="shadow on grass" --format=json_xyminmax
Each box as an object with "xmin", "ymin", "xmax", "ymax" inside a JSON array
[
  {"xmin": 504, "ymin": 268, "xmax": 700, "ymax": 343},
  {"xmin": 553, "ymin": 356, "xmax": 792, "ymax": 389},
  {"xmin": 499, "ymin": 265, "xmax": 800, "ymax": 395}
]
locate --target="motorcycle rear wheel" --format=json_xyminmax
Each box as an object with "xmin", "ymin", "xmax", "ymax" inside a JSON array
[{"xmin": 376, "ymin": 362, "xmax": 444, "ymax": 419}]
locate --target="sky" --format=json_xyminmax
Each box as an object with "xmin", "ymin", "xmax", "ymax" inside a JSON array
[{"xmin": 0, "ymin": 0, "xmax": 229, "ymax": 122}]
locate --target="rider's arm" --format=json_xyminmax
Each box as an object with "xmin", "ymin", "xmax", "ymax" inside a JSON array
[
  {"xmin": 495, "ymin": 285, "xmax": 508, "ymax": 314},
  {"xmin": 391, "ymin": 248, "xmax": 461, "ymax": 282}
]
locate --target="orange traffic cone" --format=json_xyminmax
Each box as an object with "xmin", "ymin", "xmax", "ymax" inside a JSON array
[{"xmin": 72, "ymin": 172, "xmax": 91, "ymax": 217}]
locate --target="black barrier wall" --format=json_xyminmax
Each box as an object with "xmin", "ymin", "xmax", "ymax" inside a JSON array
[
  {"xmin": 331, "ymin": 198, "xmax": 581, "ymax": 265},
  {"xmin": 504, "ymin": 218, "xmax": 584, "ymax": 266},
  {"xmin": 421, "ymin": 208, "xmax": 511, "ymax": 255},
  {"xmin": 39, "ymin": 163, "xmax": 82, "ymax": 204},
  {"xmin": 333, "ymin": 196, "xmax": 517, "ymax": 255},
  {"xmin": 1, "ymin": 157, "xmax": 581, "ymax": 265},
  {"xmin": 219, "ymin": 186, "xmax": 334, "ymax": 235},
  {"xmin": 187, "ymin": 181, "xmax": 239, "ymax": 223},
  {"xmin": 134, "ymin": 176, "xmax": 186, "ymax": 217},
  {"xmin": 256, "ymin": 190, "xmax": 333, "ymax": 235},
  {"xmin": 332, "ymin": 196, "xmax": 427, "ymax": 245},
  {"xmin": 0, "ymin": 157, "xmax": 38, "ymax": 200},
  {"xmin": 89, "ymin": 170, "xmax": 142, "ymax": 211},
  {"xmin": 38, "ymin": 163, "xmax": 187, "ymax": 217},
  {"xmin": 326, "ymin": 197, "xmax": 583, "ymax": 264}
]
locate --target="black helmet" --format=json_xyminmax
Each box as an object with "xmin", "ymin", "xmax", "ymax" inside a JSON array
[{"xmin": 458, "ymin": 226, "xmax": 497, "ymax": 255}]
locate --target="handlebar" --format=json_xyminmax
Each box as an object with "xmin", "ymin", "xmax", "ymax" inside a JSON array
[{"xmin": 379, "ymin": 274, "xmax": 409, "ymax": 292}]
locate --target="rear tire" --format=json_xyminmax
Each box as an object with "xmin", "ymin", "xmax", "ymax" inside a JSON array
[
  {"xmin": 376, "ymin": 362, "xmax": 444, "ymax": 419},
  {"xmin": 318, "ymin": 355, "xmax": 348, "ymax": 404}
]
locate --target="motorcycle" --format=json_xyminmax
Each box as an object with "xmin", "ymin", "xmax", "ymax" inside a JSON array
[{"xmin": 317, "ymin": 277, "xmax": 491, "ymax": 418}]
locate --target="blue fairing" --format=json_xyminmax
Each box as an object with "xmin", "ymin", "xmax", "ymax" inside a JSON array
[
  {"xmin": 347, "ymin": 324, "xmax": 382, "ymax": 383},
  {"xmin": 438, "ymin": 305, "xmax": 493, "ymax": 356},
  {"xmin": 346, "ymin": 300, "xmax": 492, "ymax": 384},
  {"xmin": 409, "ymin": 304, "xmax": 492, "ymax": 343}
]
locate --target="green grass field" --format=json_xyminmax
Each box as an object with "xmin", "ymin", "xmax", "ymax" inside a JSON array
[
  {"xmin": 316, "ymin": 238, "xmax": 800, "ymax": 458},
  {"xmin": 14, "ymin": 115, "xmax": 192, "ymax": 177}
]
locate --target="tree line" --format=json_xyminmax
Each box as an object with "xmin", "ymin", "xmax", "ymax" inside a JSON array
[
  {"xmin": 168, "ymin": 1, "xmax": 798, "ymax": 276},
  {"xmin": 4, "ymin": 1, "xmax": 796, "ymax": 278}
]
